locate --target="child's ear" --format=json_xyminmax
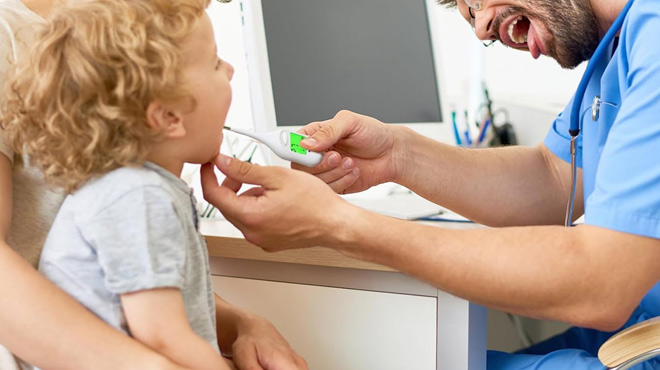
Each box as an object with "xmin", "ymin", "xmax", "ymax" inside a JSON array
[{"xmin": 146, "ymin": 101, "xmax": 186, "ymax": 138}]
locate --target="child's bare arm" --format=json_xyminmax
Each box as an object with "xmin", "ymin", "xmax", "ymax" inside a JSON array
[{"xmin": 121, "ymin": 287, "xmax": 232, "ymax": 370}]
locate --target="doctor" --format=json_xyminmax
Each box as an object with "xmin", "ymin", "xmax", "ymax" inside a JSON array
[{"xmin": 202, "ymin": 0, "xmax": 660, "ymax": 368}]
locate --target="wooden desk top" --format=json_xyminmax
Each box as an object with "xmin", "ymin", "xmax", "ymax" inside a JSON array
[{"xmin": 201, "ymin": 219, "xmax": 395, "ymax": 272}]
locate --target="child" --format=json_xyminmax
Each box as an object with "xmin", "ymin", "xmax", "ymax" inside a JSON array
[{"xmin": 1, "ymin": 0, "xmax": 235, "ymax": 369}]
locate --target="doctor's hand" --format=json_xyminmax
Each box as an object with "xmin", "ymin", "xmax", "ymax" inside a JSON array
[
  {"xmin": 201, "ymin": 155, "xmax": 351, "ymax": 252},
  {"xmin": 292, "ymin": 110, "xmax": 406, "ymax": 194}
]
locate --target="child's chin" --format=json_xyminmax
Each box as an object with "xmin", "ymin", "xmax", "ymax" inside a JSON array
[
  {"xmin": 206, "ymin": 150, "xmax": 221, "ymax": 164},
  {"xmin": 187, "ymin": 151, "xmax": 220, "ymax": 166}
]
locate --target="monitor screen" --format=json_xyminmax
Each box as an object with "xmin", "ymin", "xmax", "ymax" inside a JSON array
[
  {"xmin": 257, "ymin": 0, "xmax": 442, "ymax": 127},
  {"xmin": 242, "ymin": 0, "xmax": 447, "ymax": 134}
]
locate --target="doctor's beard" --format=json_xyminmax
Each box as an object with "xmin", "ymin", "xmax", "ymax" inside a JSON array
[{"xmin": 499, "ymin": 0, "xmax": 601, "ymax": 69}]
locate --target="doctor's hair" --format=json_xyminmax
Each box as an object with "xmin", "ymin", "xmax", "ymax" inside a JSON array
[{"xmin": 0, "ymin": 0, "xmax": 211, "ymax": 193}]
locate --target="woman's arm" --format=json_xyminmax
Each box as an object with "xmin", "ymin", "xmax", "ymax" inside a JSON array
[
  {"xmin": 121, "ymin": 288, "xmax": 232, "ymax": 370},
  {"xmin": 0, "ymin": 155, "xmax": 187, "ymax": 370},
  {"xmin": 214, "ymin": 294, "xmax": 308, "ymax": 370}
]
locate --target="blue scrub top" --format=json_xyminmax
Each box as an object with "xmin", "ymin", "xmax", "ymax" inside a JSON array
[{"xmin": 544, "ymin": 0, "xmax": 660, "ymax": 315}]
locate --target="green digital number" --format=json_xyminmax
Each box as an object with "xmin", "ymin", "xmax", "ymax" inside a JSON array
[{"xmin": 290, "ymin": 132, "xmax": 307, "ymax": 155}]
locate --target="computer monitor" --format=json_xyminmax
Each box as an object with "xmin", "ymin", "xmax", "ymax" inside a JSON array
[{"xmin": 241, "ymin": 0, "xmax": 453, "ymax": 162}]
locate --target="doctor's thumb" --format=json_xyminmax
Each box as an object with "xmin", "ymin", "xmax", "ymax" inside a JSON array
[
  {"xmin": 301, "ymin": 124, "xmax": 340, "ymax": 152},
  {"xmin": 214, "ymin": 154, "xmax": 280, "ymax": 188}
]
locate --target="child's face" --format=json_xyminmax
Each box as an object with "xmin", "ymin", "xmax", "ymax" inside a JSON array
[{"xmin": 180, "ymin": 13, "xmax": 234, "ymax": 163}]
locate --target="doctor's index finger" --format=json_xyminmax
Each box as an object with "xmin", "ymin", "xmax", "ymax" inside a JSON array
[{"xmin": 291, "ymin": 150, "xmax": 344, "ymax": 174}]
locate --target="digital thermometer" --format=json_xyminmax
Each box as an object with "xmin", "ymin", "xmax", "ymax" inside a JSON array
[{"xmin": 223, "ymin": 126, "xmax": 323, "ymax": 167}]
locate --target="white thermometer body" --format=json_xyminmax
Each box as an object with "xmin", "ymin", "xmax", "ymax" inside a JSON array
[{"xmin": 224, "ymin": 126, "xmax": 323, "ymax": 167}]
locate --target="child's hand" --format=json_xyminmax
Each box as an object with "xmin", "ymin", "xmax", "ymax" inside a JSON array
[
  {"xmin": 214, "ymin": 295, "xmax": 308, "ymax": 370},
  {"xmin": 230, "ymin": 314, "xmax": 308, "ymax": 370}
]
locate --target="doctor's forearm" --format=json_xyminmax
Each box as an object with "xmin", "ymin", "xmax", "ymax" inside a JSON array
[
  {"xmin": 391, "ymin": 130, "xmax": 577, "ymax": 226},
  {"xmin": 332, "ymin": 209, "xmax": 655, "ymax": 330}
]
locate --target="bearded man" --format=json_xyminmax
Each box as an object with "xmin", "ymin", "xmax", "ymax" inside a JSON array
[{"xmin": 202, "ymin": 0, "xmax": 660, "ymax": 368}]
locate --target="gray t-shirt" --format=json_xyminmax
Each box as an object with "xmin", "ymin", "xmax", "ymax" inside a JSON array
[{"xmin": 38, "ymin": 162, "xmax": 218, "ymax": 352}]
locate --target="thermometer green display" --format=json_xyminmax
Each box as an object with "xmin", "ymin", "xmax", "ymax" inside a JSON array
[{"xmin": 223, "ymin": 126, "xmax": 323, "ymax": 167}]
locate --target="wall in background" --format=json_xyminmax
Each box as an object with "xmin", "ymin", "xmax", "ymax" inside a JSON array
[
  {"xmin": 208, "ymin": 2, "xmax": 584, "ymax": 147},
  {"xmin": 207, "ymin": 2, "xmax": 252, "ymax": 133}
]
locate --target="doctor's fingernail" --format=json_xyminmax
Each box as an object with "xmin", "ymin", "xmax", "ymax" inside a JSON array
[
  {"xmin": 302, "ymin": 138, "xmax": 317, "ymax": 147},
  {"xmin": 218, "ymin": 154, "xmax": 232, "ymax": 167},
  {"xmin": 342, "ymin": 158, "xmax": 353, "ymax": 170},
  {"xmin": 327, "ymin": 153, "xmax": 340, "ymax": 166}
]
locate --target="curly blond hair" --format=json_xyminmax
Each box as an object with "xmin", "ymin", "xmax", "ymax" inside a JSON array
[{"xmin": 1, "ymin": 0, "xmax": 211, "ymax": 193}]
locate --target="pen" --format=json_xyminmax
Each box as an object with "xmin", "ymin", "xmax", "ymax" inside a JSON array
[
  {"xmin": 451, "ymin": 110, "xmax": 462, "ymax": 146},
  {"xmin": 463, "ymin": 110, "xmax": 472, "ymax": 146},
  {"xmin": 477, "ymin": 118, "xmax": 491, "ymax": 145}
]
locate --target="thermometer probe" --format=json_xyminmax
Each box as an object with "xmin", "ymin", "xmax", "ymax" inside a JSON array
[{"xmin": 223, "ymin": 126, "xmax": 323, "ymax": 167}]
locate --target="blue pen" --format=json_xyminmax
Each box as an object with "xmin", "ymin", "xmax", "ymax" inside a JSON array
[
  {"xmin": 451, "ymin": 111, "xmax": 462, "ymax": 146},
  {"xmin": 463, "ymin": 110, "xmax": 472, "ymax": 146},
  {"xmin": 477, "ymin": 118, "xmax": 491, "ymax": 144}
]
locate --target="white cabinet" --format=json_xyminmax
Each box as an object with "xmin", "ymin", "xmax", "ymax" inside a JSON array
[
  {"xmin": 203, "ymin": 220, "xmax": 486, "ymax": 370},
  {"xmin": 213, "ymin": 275, "xmax": 437, "ymax": 370},
  {"xmin": 209, "ymin": 256, "xmax": 486, "ymax": 370}
]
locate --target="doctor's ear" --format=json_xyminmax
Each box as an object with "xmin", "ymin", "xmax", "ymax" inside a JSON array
[{"xmin": 146, "ymin": 101, "xmax": 186, "ymax": 138}]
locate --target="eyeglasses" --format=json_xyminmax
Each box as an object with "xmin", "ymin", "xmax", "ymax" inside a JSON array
[{"xmin": 463, "ymin": 0, "xmax": 496, "ymax": 47}]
